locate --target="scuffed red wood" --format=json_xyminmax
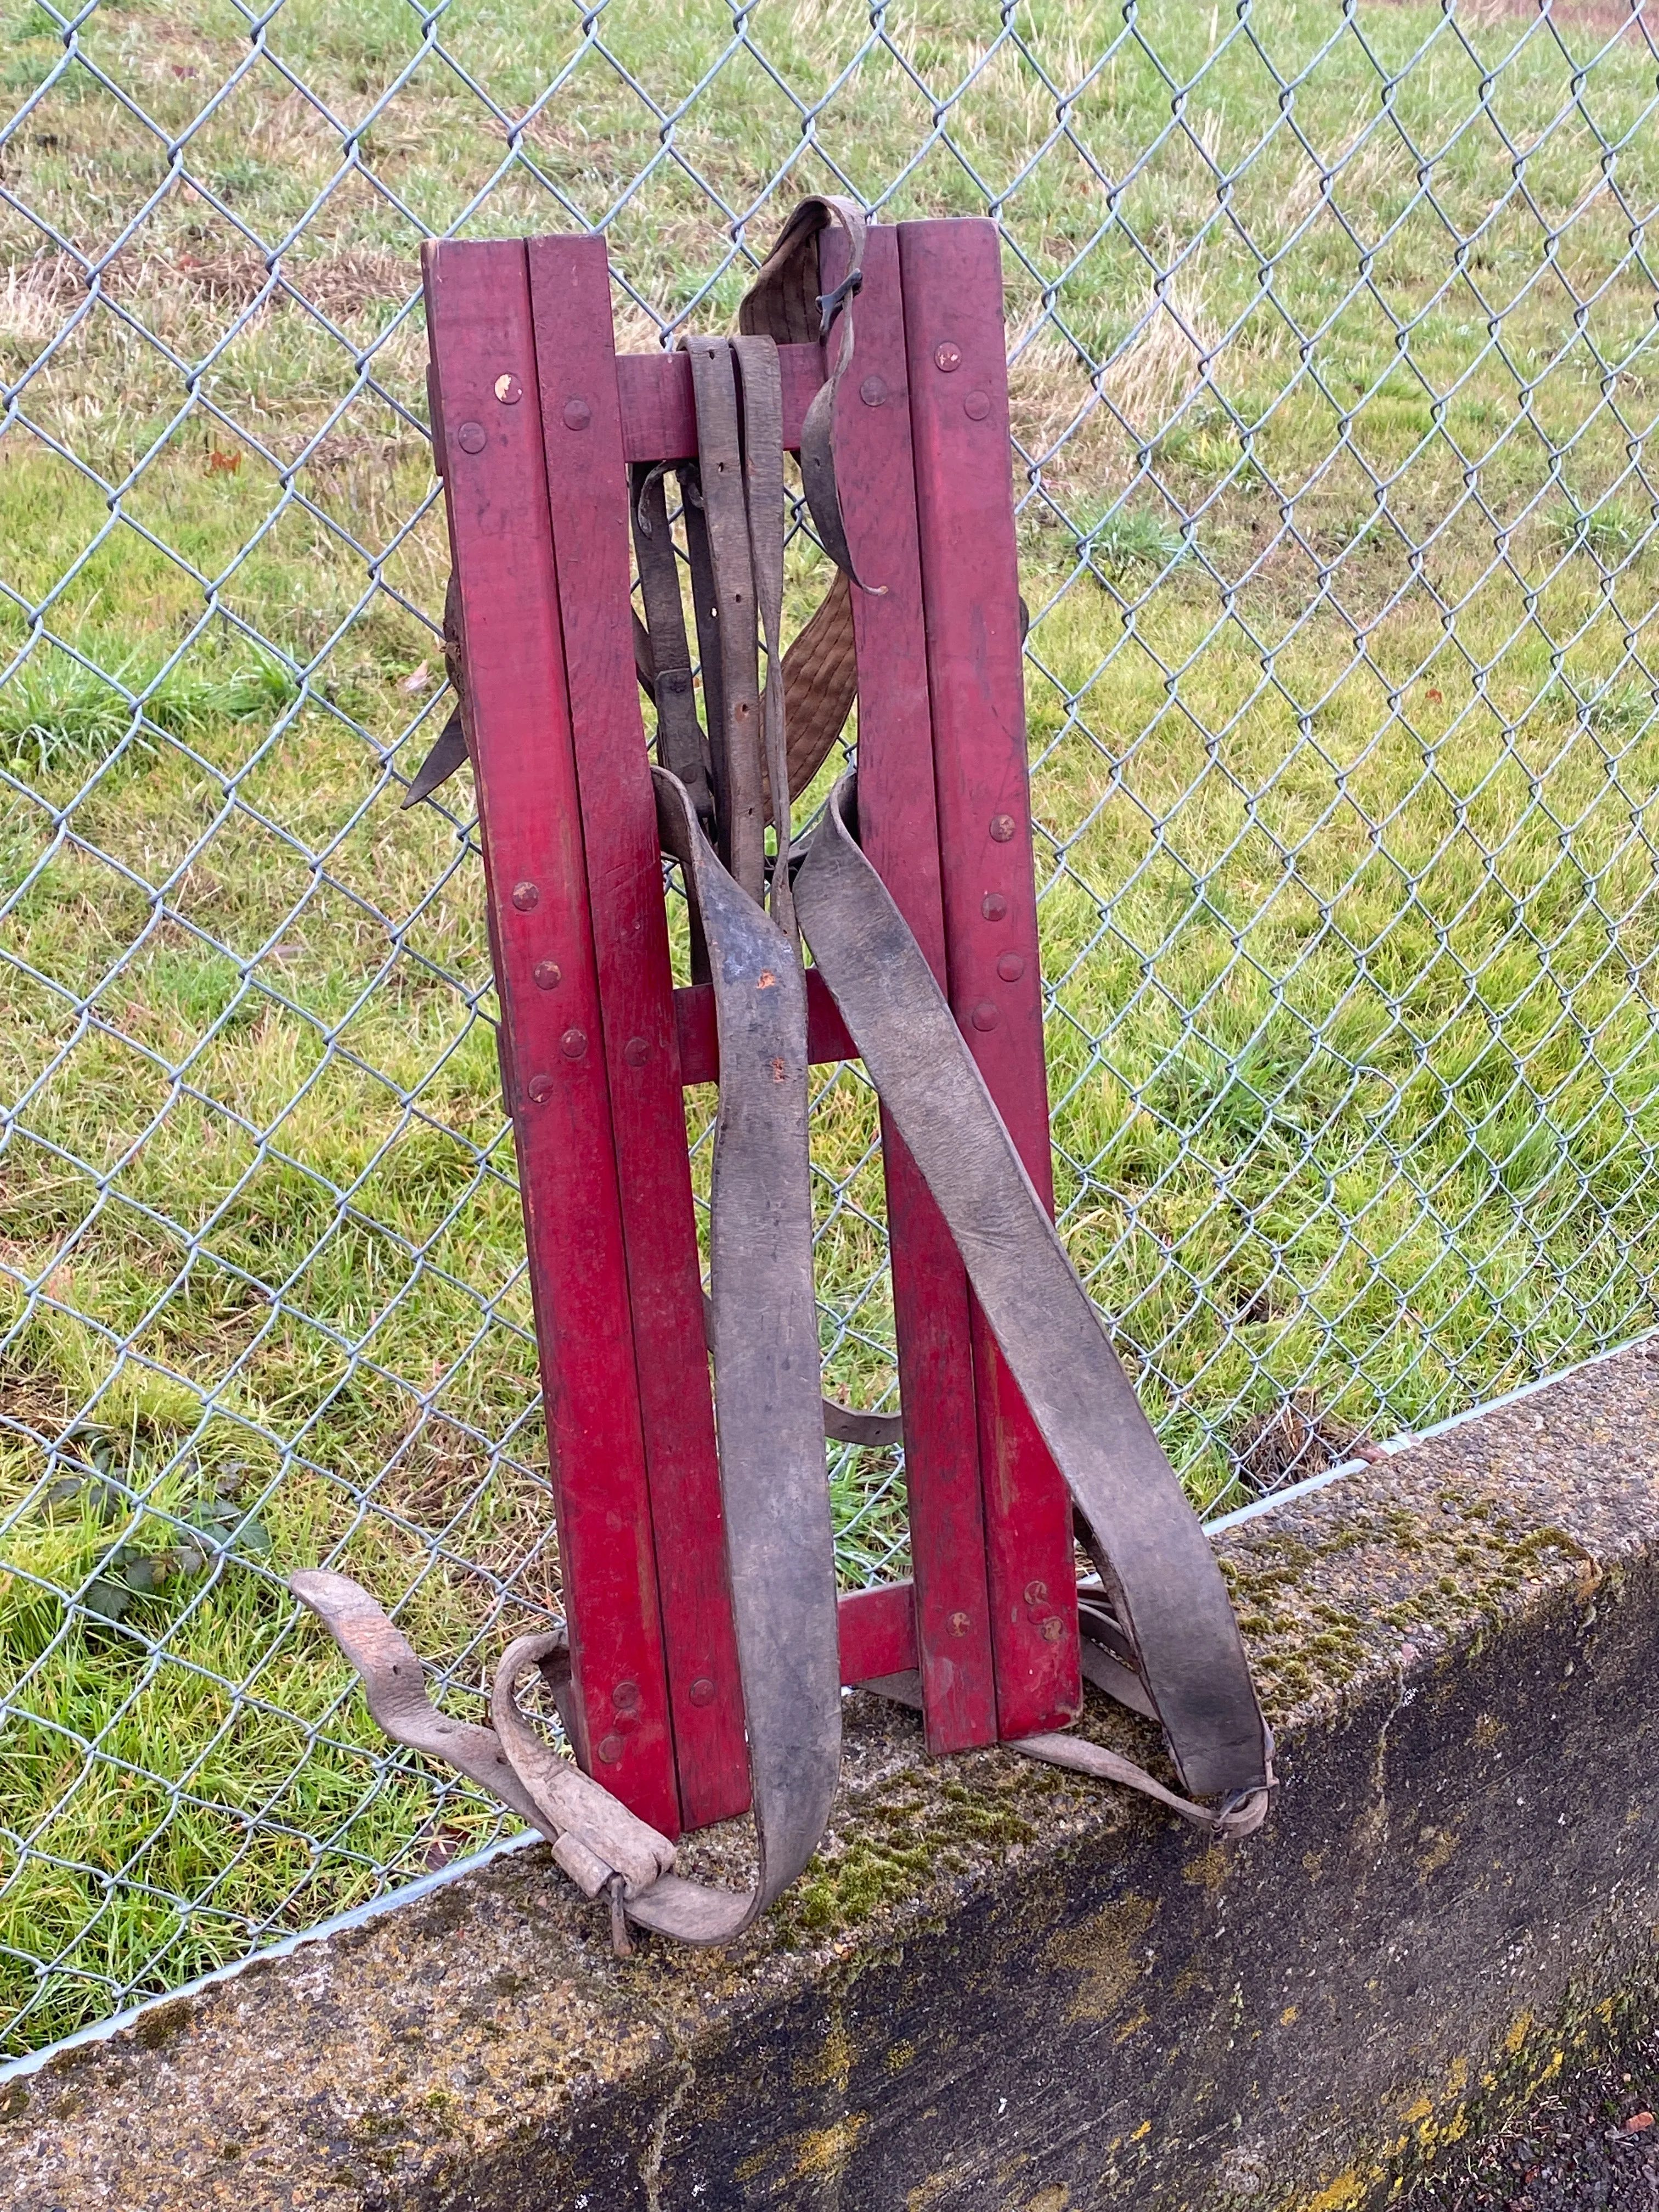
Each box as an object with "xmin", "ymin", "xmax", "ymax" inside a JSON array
[
  {"xmin": 527, "ymin": 236, "xmax": 749, "ymax": 1831},
  {"xmin": 674, "ymin": 968, "xmax": 855, "ymax": 1088},
  {"xmin": 422, "ymin": 237, "xmax": 680, "ymax": 1835},
  {"xmin": 615, "ymin": 342, "xmax": 824, "ymax": 462},
  {"xmin": 822, "ymin": 223, "xmax": 999, "ymax": 1757},
  {"xmin": 837, "ymin": 1582, "xmax": 918, "ymax": 1684},
  {"xmin": 897, "ymin": 217, "xmax": 1081, "ymax": 1741}
]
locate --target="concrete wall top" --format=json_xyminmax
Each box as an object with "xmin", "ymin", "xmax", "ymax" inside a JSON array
[{"xmin": 5, "ymin": 1341, "xmax": 1658, "ymax": 2211}]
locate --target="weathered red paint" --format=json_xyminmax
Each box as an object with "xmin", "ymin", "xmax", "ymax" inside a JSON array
[
  {"xmin": 896, "ymin": 218, "xmax": 1082, "ymax": 1738},
  {"xmin": 821, "ymin": 223, "xmax": 999, "ymax": 1756},
  {"xmin": 836, "ymin": 1582, "xmax": 918, "ymax": 1684},
  {"xmin": 526, "ymin": 237, "xmax": 748, "ymax": 1829},
  {"xmin": 422, "ymin": 238, "xmax": 680, "ymax": 1834},
  {"xmin": 428, "ymin": 216, "xmax": 1080, "ymax": 1833},
  {"xmin": 674, "ymin": 970, "xmax": 854, "ymax": 1088}
]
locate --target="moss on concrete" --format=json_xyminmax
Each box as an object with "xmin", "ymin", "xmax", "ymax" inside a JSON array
[{"xmin": 4, "ymin": 1343, "xmax": 1658, "ymax": 2210}]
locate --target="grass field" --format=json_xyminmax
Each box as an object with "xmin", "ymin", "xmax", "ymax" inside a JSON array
[{"xmin": 4, "ymin": 0, "xmax": 1659, "ymax": 2052}]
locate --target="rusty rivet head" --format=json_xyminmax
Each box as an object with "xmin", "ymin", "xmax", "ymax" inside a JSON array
[
  {"xmin": 612, "ymin": 1680, "xmax": 641, "ymax": 1714},
  {"xmin": 1041, "ymin": 1617, "xmax": 1065, "ymax": 1643},
  {"xmin": 533, "ymin": 959, "xmax": 562, "ymax": 991},
  {"xmin": 527, "ymin": 1071, "xmax": 554, "ymax": 1103},
  {"xmin": 561, "ymin": 1026, "xmax": 588, "ymax": 1060},
  {"xmin": 623, "ymin": 1035, "xmax": 650, "ymax": 1068},
  {"xmin": 963, "ymin": 388, "xmax": 991, "ymax": 421},
  {"xmin": 860, "ymin": 374, "xmax": 888, "ymax": 408},
  {"xmin": 981, "ymin": 891, "xmax": 1008, "ymax": 922},
  {"xmin": 970, "ymin": 1000, "xmax": 999, "ymax": 1031},
  {"xmin": 1024, "ymin": 1580, "xmax": 1048, "ymax": 1606},
  {"xmin": 934, "ymin": 341, "xmax": 962, "ymax": 373},
  {"xmin": 562, "ymin": 396, "xmax": 591, "ymax": 431},
  {"xmin": 997, "ymin": 952, "xmax": 1026, "ymax": 983},
  {"xmin": 989, "ymin": 813, "xmax": 1016, "ymax": 843},
  {"xmin": 596, "ymin": 1733, "xmax": 624, "ymax": 1764},
  {"xmin": 456, "ymin": 420, "xmax": 487, "ymax": 454},
  {"xmin": 688, "ymin": 1676, "xmax": 715, "ymax": 1707},
  {"xmin": 948, "ymin": 1611, "xmax": 971, "ymax": 1638},
  {"xmin": 511, "ymin": 879, "xmax": 539, "ymax": 911},
  {"xmin": 494, "ymin": 373, "xmax": 523, "ymax": 405}
]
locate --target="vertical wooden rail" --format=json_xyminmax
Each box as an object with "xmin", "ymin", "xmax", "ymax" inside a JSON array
[
  {"xmin": 896, "ymin": 218, "xmax": 1082, "ymax": 1739},
  {"xmin": 821, "ymin": 225, "xmax": 998, "ymax": 1754},
  {"xmin": 422, "ymin": 240, "xmax": 681, "ymax": 1835},
  {"xmin": 526, "ymin": 237, "xmax": 749, "ymax": 1830}
]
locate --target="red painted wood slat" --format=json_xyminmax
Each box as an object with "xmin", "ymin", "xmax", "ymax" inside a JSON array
[
  {"xmin": 836, "ymin": 1584, "xmax": 918, "ymax": 1684},
  {"xmin": 820, "ymin": 223, "xmax": 998, "ymax": 1755},
  {"xmin": 526, "ymin": 237, "xmax": 749, "ymax": 1830},
  {"xmin": 895, "ymin": 218, "xmax": 1082, "ymax": 1740},
  {"xmin": 422, "ymin": 238, "xmax": 681, "ymax": 1835},
  {"xmin": 615, "ymin": 343, "xmax": 823, "ymax": 462},
  {"xmin": 673, "ymin": 969, "xmax": 854, "ymax": 1088}
]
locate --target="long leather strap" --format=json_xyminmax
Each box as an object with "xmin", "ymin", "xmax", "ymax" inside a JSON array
[
  {"xmin": 629, "ymin": 461, "xmax": 714, "ymax": 825},
  {"xmin": 793, "ymin": 775, "xmax": 1271, "ymax": 1813},
  {"xmin": 684, "ymin": 338, "xmax": 765, "ymax": 901}
]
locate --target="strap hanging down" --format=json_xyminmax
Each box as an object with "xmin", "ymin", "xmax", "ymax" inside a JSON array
[
  {"xmin": 298, "ymin": 765, "xmax": 840, "ymax": 1947},
  {"xmin": 630, "ymin": 461, "xmax": 715, "ymax": 826},
  {"xmin": 792, "ymin": 775, "xmax": 1272, "ymax": 1820}
]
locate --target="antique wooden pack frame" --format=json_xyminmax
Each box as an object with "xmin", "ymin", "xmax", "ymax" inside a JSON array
[{"xmin": 295, "ymin": 207, "xmax": 1271, "ymax": 1949}]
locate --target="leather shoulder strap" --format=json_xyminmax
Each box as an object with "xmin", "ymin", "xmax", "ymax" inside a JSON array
[{"xmin": 794, "ymin": 774, "xmax": 1272, "ymax": 1809}]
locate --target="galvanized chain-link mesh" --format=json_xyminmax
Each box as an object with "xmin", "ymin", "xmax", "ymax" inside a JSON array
[{"xmin": 4, "ymin": 0, "xmax": 1658, "ymax": 2053}]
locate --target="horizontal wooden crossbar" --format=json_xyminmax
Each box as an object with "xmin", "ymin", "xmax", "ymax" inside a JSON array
[
  {"xmin": 836, "ymin": 1583, "xmax": 917, "ymax": 1683},
  {"xmin": 674, "ymin": 970, "xmax": 855, "ymax": 1087},
  {"xmin": 614, "ymin": 341, "xmax": 825, "ymax": 462}
]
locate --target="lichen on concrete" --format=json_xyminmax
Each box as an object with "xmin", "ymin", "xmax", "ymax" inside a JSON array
[{"xmin": 4, "ymin": 1342, "xmax": 1658, "ymax": 2210}]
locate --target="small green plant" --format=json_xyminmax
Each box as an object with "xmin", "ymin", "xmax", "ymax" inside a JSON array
[
  {"xmin": 31, "ymin": 1439, "xmax": 271, "ymax": 1627},
  {"xmin": 1544, "ymin": 498, "xmax": 1650, "ymax": 567},
  {"xmin": 1076, "ymin": 504, "xmax": 1188, "ymax": 579},
  {"xmin": 0, "ymin": 651, "xmax": 298, "ymax": 773}
]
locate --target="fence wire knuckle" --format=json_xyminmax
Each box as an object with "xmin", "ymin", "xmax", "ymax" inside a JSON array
[{"xmin": 2, "ymin": 0, "xmax": 1657, "ymax": 2054}]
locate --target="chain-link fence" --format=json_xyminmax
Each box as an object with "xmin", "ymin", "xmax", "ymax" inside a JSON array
[{"xmin": 4, "ymin": 0, "xmax": 1658, "ymax": 2057}]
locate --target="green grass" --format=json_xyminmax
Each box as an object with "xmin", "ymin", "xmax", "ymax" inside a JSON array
[{"xmin": 4, "ymin": 0, "xmax": 1659, "ymax": 2051}]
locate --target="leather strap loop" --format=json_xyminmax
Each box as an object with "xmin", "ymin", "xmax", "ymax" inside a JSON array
[
  {"xmin": 738, "ymin": 194, "xmax": 879, "ymax": 591},
  {"xmin": 630, "ymin": 459, "xmax": 715, "ymax": 825}
]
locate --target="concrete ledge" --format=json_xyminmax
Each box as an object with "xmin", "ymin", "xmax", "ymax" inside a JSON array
[{"xmin": 4, "ymin": 1343, "xmax": 1658, "ymax": 2211}]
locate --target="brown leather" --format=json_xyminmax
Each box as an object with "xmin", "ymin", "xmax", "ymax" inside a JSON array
[
  {"xmin": 740, "ymin": 194, "xmax": 876, "ymax": 591},
  {"xmin": 684, "ymin": 338, "xmax": 766, "ymax": 900},
  {"xmin": 793, "ymin": 774, "xmax": 1273, "ymax": 1812},
  {"xmin": 742, "ymin": 196, "xmax": 863, "ymax": 791},
  {"xmin": 630, "ymin": 460, "xmax": 714, "ymax": 823},
  {"xmin": 777, "ymin": 569, "xmax": 857, "ymax": 805},
  {"xmin": 400, "ymin": 573, "xmax": 470, "ymax": 808}
]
